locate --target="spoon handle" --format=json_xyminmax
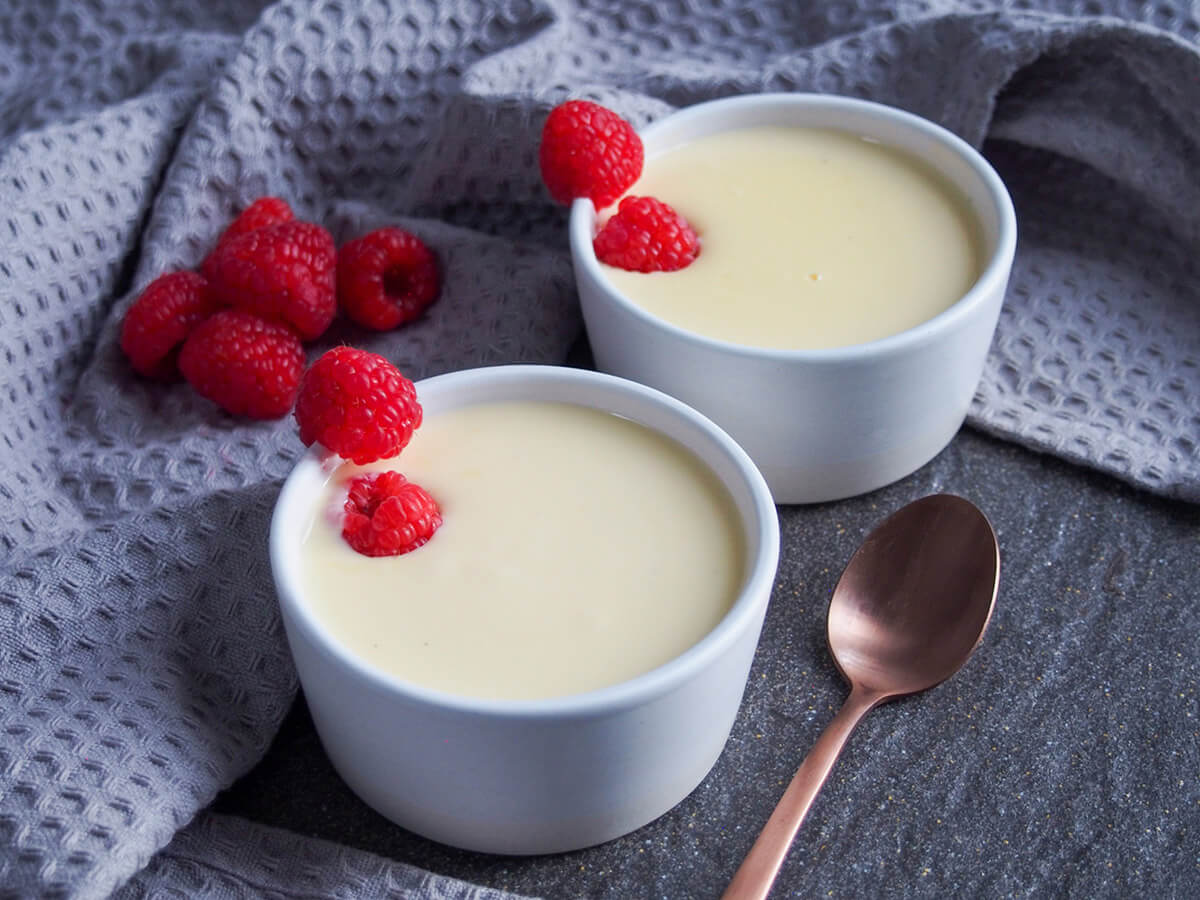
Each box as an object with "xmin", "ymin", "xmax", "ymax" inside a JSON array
[{"xmin": 722, "ymin": 686, "xmax": 884, "ymax": 900}]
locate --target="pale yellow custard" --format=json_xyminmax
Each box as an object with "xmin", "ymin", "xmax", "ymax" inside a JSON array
[
  {"xmin": 299, "ymin": 400, "xmax": 746, "ymax": 701},
  {"xmin": 601, "ymin": 125, "xmax": 984, "ymax": 349}
]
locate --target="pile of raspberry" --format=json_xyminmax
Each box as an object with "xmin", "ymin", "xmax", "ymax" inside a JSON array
[
  {"xmin": 120, "ymin": 197, "xmax": 441, "ymax": 419},
  {"xmin": 295, "ymin": 346, "xmax": 442, "ymax": 557},
  {"xmin": 539, "ymin": 100, "xmax": 700, "ymax": 273},
  {"xmin": 117, "ymin": 101, "xmax": 693, "ymax": 557}
]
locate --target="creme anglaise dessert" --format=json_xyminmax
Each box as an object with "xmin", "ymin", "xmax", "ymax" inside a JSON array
[
  {"xmin": 299, "ymin": 399, "xmax": 746, "ymax": 701},
  {"xmin": 600, "ymin": 125, "xmax": 984, "ymax": 349}
]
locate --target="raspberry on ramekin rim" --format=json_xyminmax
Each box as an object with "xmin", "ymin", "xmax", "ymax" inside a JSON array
[
  {"xmin": 294, "ymin": 346, "xmax": 423, "ymax": 465},
  {"xmin": 539, "ymin": 99, "xmax": 644, "ymax": 209}
]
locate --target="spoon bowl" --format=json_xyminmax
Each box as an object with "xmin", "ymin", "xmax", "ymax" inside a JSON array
[
  {"xmin": 829, "ymin": 494, "xmax": 999, "ymax": 697},
  {"xmin": 723, "ymin": 494, "xmax": 999, "ymax": 900}
]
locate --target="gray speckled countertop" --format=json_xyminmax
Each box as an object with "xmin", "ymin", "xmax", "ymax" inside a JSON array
[{"xmin": 216, "ymin": 398, "xmax": 1199, "ymax": 899}]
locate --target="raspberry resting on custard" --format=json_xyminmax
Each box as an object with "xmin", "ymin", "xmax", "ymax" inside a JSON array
[
  {"xmin": 593, "ymin": 195, "xmax": 701, "ymax": 272},
  {"xmin": 539, "ymin": 99, "xmax": 644, "ymax": 209},
  {"xmin": 120, "ymin": 271, "xmax": 218, "ymax": 380},
  {"xmin": 342, "ymin": 470, "xmax": 442, "ymax": 557},
  {"xmin": 202, "ymin": 196, "xmax": 295, "ymax": 276},
  {"xmin": 337, "ymin": 227, "xmax": 441, "ymax": 331},
  {"xmin": 294, "ymin": 346, "xmax": 423, "ymax": 465},
  {"xmin": 178, "ymin": 310, "xmax": 305, "ymax": 419},
  {"xmin": 204, "ymin": 220, "xmax": 337, "ymax": 341}
]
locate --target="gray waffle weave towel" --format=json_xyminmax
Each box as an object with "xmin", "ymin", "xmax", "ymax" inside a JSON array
[{"xmin": 1, "ymin": 0, "xmax": 1197, "ymax": 897}]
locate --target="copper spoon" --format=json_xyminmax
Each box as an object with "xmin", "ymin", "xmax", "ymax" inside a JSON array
[{"xmin": 723, "ymin": 493, "xmax": 999, "ymax": 900}]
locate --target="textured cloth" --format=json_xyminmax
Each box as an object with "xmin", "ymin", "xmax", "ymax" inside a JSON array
[
  {"xmin": 113, "ymin": 812, "xmax": 531, "ymax": 900},
  {"xmin": 0, "ymin": 0, "xmax": 1196, "ymax": 898}
]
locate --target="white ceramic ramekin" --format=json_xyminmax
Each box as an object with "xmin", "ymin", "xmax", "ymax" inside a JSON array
[
  {"xmin": 270, "ymin": 365, "xmax": 779, "ymax": 855},
  {"xmin": 570, "ymin": 93, "xmax": 1017, "ymax": 504}
]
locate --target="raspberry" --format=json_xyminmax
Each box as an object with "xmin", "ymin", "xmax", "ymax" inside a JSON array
[
  {"xmin": 178, "ymin": 310, "xmax": 305, "ymax": 419},
  {"xmin": 593, "ymin": 195, "xmax": 701, "ymax": 273},
  {"xmin": 539, "ymin": 99, "xmax": 643, "ymax": 208},
  {"xmin": 120, "ymin": 271, "xmax": 218, "ymax": 380},
  {"xmin": 337, "ymin": 227, "xmax": 440, "ymax": 331},
  {"xmin": 342, "ymin": 470, "xmax": 442, "ymax": 557},
  {"xmin": 202, "ymin": 197, "xmax": 295, "ymax": 275},
  {"xmin": 294, "ymin": 346, "xmax": 422, "ymax": 465},
  {"xmin": 204, "ymin": 220, "xmax": 336, "ymax": 341}
]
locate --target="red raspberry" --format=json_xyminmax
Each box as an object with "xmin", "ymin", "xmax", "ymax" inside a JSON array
[
  {"xmin": 120, "ymin": 271, "xmax": 218, "ymax": 380},
  {"xmin": 205, "ymin": 220, "xmax": 336, "ymax": 341},
  {"xmin": 539, "ymin": 100, "xmax": 644, "ymax": 209},
  {"xmin": 178, "ymin": 310, "xmax": 305, "ymax": 419},
  {"xmin": 202, "ymin": 197, "xmax": 295, "ymax": 275},
  {"xmin": 294, "ymin": 346, "xmax": 422, "ymax": 465},
  {"xmin": 342, "ymin": 470, "xmax": 442, "ymax": 557},
  {"xmin": 337, "ymin": 227, "xmax": 440, "ymax": 331},
  {"xmin": 593, "ymin": 195, "xmax": 701, "ymax": 272}
]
